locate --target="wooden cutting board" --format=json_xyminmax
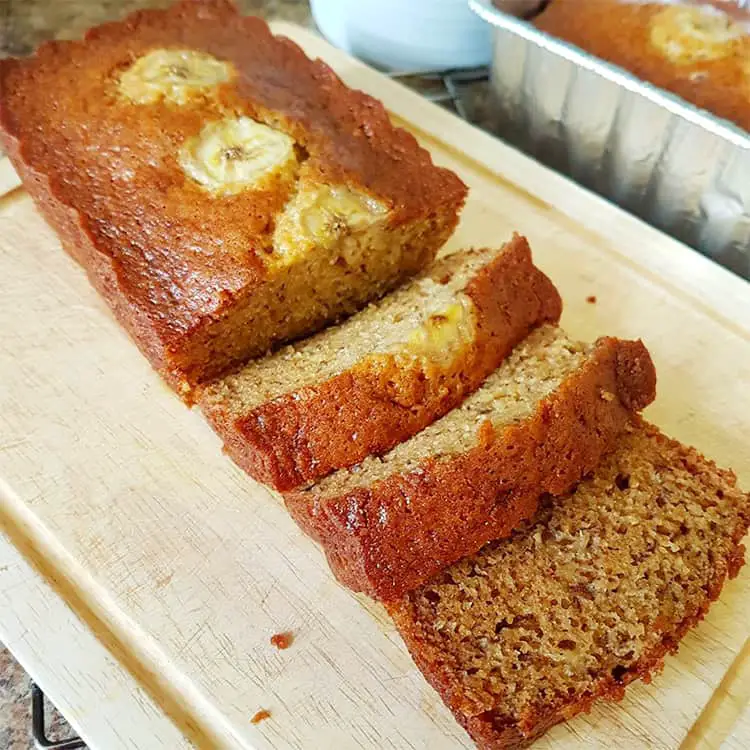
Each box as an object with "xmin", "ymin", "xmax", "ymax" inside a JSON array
[{"xmin": 1, "ymin": 22, "xmax": 749, "ymax": 750}]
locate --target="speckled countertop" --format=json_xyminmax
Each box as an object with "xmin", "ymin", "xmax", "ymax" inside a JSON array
[
  {"xmin": 0, "ymin": 2, "xmax": 492, "ymax": 747},
  {"xmin": 1, "ymin": 0, "xmax": 312, "ymax": 55}
]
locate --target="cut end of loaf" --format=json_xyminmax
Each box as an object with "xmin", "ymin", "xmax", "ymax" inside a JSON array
[{"xmin": 177, "ymin": 213, "xmax": 451, "ymax": 390}]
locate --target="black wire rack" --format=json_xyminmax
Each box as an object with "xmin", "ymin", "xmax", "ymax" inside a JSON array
[
  {"xmin": 31, "ymin": 684, "xmax": 86, "ymax": 750},
  {"xmin": 388, "ymin": 66, "xmax": 489, "ymax": 120}
]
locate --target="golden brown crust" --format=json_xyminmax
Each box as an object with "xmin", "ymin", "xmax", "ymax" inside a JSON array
[
  {"xmin": 535, "ymin": 0, "xmax": 750, "ymax": 132},
  {"xmin": 285, "ymin": 337, "xmax": 657, "ymax": 602},
  {"xmin": 0, "ymin": 0, "xmax": 466, "ymax": 396},
  {"xmin": 202, "ymin": 236, "xmax": 562, "ymax": 490},
  {"xmin": 389, "ymin": 421, "xmax": 750, "ymax": 749}
]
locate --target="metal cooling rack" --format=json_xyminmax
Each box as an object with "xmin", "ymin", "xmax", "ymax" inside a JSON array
[
  {"xmin": 388, "ymin": 67, "xmax": 489, "ymax": 121},
  {"xmin": 31, "ymin": 684, "xmax": 86, "ymax": 749}
]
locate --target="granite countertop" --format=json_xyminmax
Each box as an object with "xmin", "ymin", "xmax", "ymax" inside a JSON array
[
  {"xmin": 0, "ymin": 2, "xmax": 491, "ymax": 747},
  {"xmin": 1, "ymin": 0, "xmax": 312, "ymax": 56}
]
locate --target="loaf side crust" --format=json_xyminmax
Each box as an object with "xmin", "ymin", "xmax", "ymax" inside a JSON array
[
  {"xmin": 203, "ymin": 235, "xmax": 562, "ymax": 490},
  {"xmin": 285, "ymin": 336, "xmax": 657, "ymax": 601}
]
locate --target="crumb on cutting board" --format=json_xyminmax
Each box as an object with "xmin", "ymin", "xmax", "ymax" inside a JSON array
[
  {"xmin": 251, "ymin": 709, "xmax": 271, "ymax": 724},
  {"xmin": 586, "ymin": 295, "xmax": 597, "ymax": 304},
  {"xmin": 271, "ymin": 631, "xmax": 293, "ymax": 649}
]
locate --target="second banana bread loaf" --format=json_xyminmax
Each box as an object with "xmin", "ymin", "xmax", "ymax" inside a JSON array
[
  {"xmin": 200, "ymin": 235, "xmax": 561, "ymax": 490},
  {"xmin": 285, "ymin": 325, "xmax": 657, "ymax": 601},
  {"xmin": 535, "ymin": 0, "xmax": 750, "ymax": 132}
]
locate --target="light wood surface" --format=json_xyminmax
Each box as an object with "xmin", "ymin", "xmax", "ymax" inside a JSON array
[
  {"xmin": 1, "ymin": 22, "xmax": 749, "ymax": 750},
  {"xmin": 725, "ymin": 699, "xmax": 750, "ymax": 749},
  {"xmin": 0, "ymin": 530, "xmax": 194, "ymax": 749}
]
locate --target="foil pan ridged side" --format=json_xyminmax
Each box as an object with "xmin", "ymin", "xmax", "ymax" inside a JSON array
[{"xmin": 471, "ymin": 0, "xmax": 750, "ymax": 279}]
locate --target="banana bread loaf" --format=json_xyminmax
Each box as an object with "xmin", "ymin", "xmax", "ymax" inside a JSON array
[
  {"xmin": 285, "ymin": 326, "xmax": 657, "ymax": 601},
  {"xmin": 200, "ymin": 235, "xmax": 561, "ymax": 490},
  {"xmin": 0, "ymin": 0, "xmax": 466, "ymax": 399},
  {"xmin": 390, "ymin": 420, "xmax": 750, "ymax": 750},
  {"xmin": 535, "ymin": 0, "xmax": 750, "ymax": 132}
]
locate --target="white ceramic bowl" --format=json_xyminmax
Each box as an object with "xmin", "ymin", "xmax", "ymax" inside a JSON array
[{"xmin": 311, "ymin": 0, "xmax": 493, "ymax": 71}]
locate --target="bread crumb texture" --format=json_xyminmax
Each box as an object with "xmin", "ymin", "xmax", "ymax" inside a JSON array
[
  {"xmin": 250, "ymin": 709, "xmax": 271, "ymax": 724},
  {"xmin": 270, "ymin": 632, "xmax": 293, "ymax": 650},
  {"xmin": 286, "ymin": 327, "xmax": 656, "ymax": 601},
  {"xmin": 308, "ymin": 327, "xmax": 592, "ymax": 497}
]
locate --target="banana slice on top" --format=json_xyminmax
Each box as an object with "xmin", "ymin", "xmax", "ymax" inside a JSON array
[
  {"xmin": 405, "ymin": 299, "xmax": 476, "ymax": 369},
  {"xmin": 180, "ymin": 116, "xmax": 297, "ymax": 196},
  {"xmin": 650, "ymin": 6, "xmax": 744, "ymax": 65},
  {"xmin": 119, "ymin": 49, "xmax": 232, "ymax": 105},
  {"xmin": 273, "ymin": 184, "xmax": 388, "ymax": 264}
]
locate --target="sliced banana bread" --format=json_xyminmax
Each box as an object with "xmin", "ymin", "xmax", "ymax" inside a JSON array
[
  {"xmin": 0, "ymin": 0, "xmax": 466, "ymax": 399},
  {"xmin": 200, "ymin": 235, "xmax": 561, "ymax": 490},
  {"xmin": 390, "ymin": 421, "xmax": 750, "ymax": 750},
  {"xmin": 284, "ymin": 325, "xmax": 656, "ymax": 601}
]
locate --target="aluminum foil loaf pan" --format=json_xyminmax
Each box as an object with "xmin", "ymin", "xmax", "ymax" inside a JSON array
[{"xmin": 470, "ymin": 0, "xmax": 750, "ymax": 279}]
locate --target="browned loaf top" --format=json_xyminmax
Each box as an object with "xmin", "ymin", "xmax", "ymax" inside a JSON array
[
  {"xmin": 0, "ymin": 0, "xmax": 466, "ymax": 398},
  {"xmin": 536, "ymin": 0, "xmax": 750, "ymax": 132},
  {"xmin": 390, "ymin": 420, "xmax": 750, "ymax": 750},
  {"xmin": 285, "ymin": 326, "xmax": 657, "ymax": 602},
  {"xmin": 200, "ymin": 235, "xmax": 562, "ymax": 490}
]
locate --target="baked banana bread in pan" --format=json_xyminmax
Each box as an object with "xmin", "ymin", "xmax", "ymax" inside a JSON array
[
  {"xmin": 536, "ymin": 0, "xmax": 750, "ymax": 132},
  {"xmin": 0, "ymin": 0, "xmax": 466, "ymax": 398},
  {"xmin": 285, "ymin": 325, "xmax": 657, "ymax": 601},
  {"xmin": 390, "ymin": 420, "xmax": 750, "ymax": 749},
  {"xmin": 200, "ymin": 235, "xmax": 562, "ymax": 490}
]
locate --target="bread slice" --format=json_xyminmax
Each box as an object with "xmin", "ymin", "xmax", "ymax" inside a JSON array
[
  {"xmin": 200, "ymin": 235, "xmax": 562, "ymax": 490},
  {"xmin": 390, "ymin": 421, "xmax": 750, "ymax": 750},
  {"xmin": 0, "ymin": 0, "xmax": 466, "ymax": 399},
  {"xmin": 285, "ymin": 325, "xmax": 656, "ymax": 601}
]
